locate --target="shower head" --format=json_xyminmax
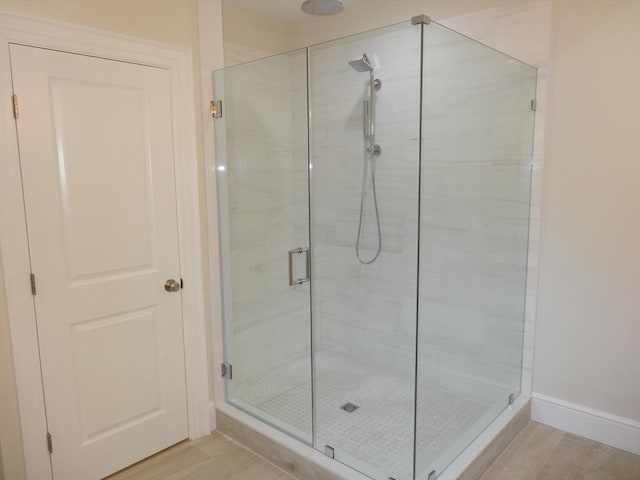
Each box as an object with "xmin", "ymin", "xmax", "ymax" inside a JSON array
[
  {"xmin": 349, "ymin": 53, "xmax": 374, "ymax": 73},
  {"xmin": 301, "ymin": 0, "xmax": 344, "ymax": 15}
]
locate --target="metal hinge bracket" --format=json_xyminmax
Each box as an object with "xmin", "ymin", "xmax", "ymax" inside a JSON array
[
  {"xmin": 427, "ymin": 470, "xmax": 437, "ymax": 480},
  {"xmin": 30, "ymin": 273, "xmax": 37, "ymax": 295},
  {"xmin": 12, "ymin": 94, "xmax": 18, "ymax": 119},
  {"xmin": 221, "ymin": 362, "xmax": 232, "ymax": 380},
  {"xmin": 210, "ymin": 100, "xmax": 222, "ymax": 118},
  {"xmin": 47, "ymin": 432, "xmax": 53, "ymax": 453},
  {"xmin": 509, "ymin": 393, "xmax": 515, "ymax": 406},
  {"xmin": 530, "ymin": 99, "xmax": 537, "ymax": 111},
  {"xmin": 411, "ymin": 14, "xmax": 431, "ymax": 25},
  {"xmin": 324, "ymin": 445, "xmax": 335, "ymax": 459}
]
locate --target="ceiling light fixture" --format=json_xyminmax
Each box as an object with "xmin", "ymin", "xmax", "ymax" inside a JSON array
[{"xmin": 301, "ymin": 0, "xmax": 344, "ymax": 16}]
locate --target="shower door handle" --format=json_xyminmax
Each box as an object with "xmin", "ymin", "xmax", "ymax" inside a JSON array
[{"xmin": 288, "ymin": 247, "xmax": 310, "ymax": 286}]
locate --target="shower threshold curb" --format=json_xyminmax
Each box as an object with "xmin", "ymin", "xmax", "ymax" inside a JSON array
[{"xmin": 215, "ymin": 399, "xmax": 531, "ymax": 480}]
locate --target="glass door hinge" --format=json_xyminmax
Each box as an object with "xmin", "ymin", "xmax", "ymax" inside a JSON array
[
  {"xmin": 530, "ymin": 99, "xmax": 537, "ymax": 111},
  {"xmin": 221, "ymin": 362, "xmax": 232, "ymax": 379},
  {"xmin": 46, "ymin": 432, "xmax": 53, "ymax": 453},
  {"xmin": 210, "ymin": 100, "xmax": 223, "ymax": 118}
]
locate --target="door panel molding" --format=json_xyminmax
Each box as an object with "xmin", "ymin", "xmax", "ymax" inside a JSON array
[{"xmin": 0, "ymin": 11, "xmax": 209, "ymax": 479}]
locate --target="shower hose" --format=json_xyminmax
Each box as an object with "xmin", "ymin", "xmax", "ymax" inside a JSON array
[{"xmin": 355, "ymin": 143, "xmax": 382, "ymax": 264}]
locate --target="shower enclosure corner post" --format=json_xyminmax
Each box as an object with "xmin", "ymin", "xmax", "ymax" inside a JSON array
[{"xmin": 412, "ymin": 13, "xmax": 429, "ymax": 480}]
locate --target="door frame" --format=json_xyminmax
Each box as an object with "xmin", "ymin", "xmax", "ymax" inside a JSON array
[{"xmin": 0, "ymin": 11, "xmax": 210, "ymax": 479}]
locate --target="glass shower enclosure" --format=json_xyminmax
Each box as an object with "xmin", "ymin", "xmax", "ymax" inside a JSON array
[{"xmin": 212, "ymin": 16, "xmax": 536, "ymax": 480}]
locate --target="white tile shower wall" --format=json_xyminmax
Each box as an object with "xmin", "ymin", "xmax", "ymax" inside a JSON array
[
  {"xmin": 309, "ymin": 2, "xmax": 550, "ymax": 404},
  {"xmin": 418, "ymin": 24, "xmax": 537, "ymax": 405},
  {"xmin": 310, "ymin": 25, "xmax": 422, "ymax": 378},
  {"xmin": 441, "ymin": 1, "xmax": 552, "ymax": 398},
  {"xmin": 222, "ymin": 51, "xmax": 312, "ymax": 392}
]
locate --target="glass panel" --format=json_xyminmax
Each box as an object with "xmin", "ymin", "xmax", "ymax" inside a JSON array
[
  {"xmin": 213, "ymin": 49, "xmax": 313, "ymax": 443},
  {"xmin": 309, "ymin": 22, "xmax": 422, "ymax": 480},
  {"xmin": 416, "ymin": 22, "xmax": 537, "ymax": 477}
]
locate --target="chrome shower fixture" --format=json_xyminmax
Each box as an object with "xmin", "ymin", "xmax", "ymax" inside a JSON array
[
  {"xmin": 301, "ymin": 0, "xmax": 344, "ymax": 16},
  {"xmin": 351, "ymin": 53, "xmax": 383, "ymax": 265},
  {"xmin": 348, "ymin": 53, "xmax": 374, "ymax": 73}
]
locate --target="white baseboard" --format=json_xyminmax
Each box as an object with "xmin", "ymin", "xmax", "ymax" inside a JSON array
[{"xmin": 531, "ymin": 393, "xmax": 640, "ymax": 455}]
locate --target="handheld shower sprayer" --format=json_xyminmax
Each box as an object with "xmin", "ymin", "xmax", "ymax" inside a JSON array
[{"xmin": 349, "ymin": 53, "xmax": 382, "ymax": 265}]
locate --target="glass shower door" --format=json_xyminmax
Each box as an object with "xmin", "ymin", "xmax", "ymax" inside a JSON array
[
  {"xmin": 213, "ymin": 49, "xmax": 313, "ymax": 443},
  {"xmin": 308, "ymin": 22, "xmax": 422, "ymax": 480}
]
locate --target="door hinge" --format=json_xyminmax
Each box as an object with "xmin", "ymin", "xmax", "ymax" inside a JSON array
[
  {"xmin": 210, "ymin": 100, "xmax": 222, "ymax": 118},
  {"xmin": 12, "ymin": 94, "xmax": 18, "ymax": 119},
  {"xmin": 30, "ymin": 273, "xmax": 37, "ymax": 295},
  {"xmin": 530, "ymin": 99, "xmax": 537, "ymax": 111},
  {"xmin": 46, "ymin": 432, "xmax": 53, "ymax": 453},
  {"xmin": 221, "ymin": 362, "xmax": 232, "ymax": 380},
  {"xmin": 508, "ymin": 393, "xmax": 515, "ymax": 406},
  {"xmin": 427, "ymin": 470, "xmax": 437, "ymax": 480}
]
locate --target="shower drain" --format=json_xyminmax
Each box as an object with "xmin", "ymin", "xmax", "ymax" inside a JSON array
[{"xmin": 341, "ymin": 402, "xmax": 359, "ymax": 413}]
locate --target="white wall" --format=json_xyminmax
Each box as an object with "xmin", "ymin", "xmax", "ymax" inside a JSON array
[
  {"xmin": 222, "ymin": 2, "xmax": 293, "ymax": 61},
  {"xmin": 290, "ymin": 0, "xmax": 544, "ymax": 49},
  {"xmin": 534, "ymin": 0, "xmax": 640, "ymax": 423}
]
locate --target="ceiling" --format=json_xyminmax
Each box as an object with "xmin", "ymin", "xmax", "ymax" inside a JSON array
[{"xmin": 224, "ymin": 0, "xmax": 365, "ymax": 23}]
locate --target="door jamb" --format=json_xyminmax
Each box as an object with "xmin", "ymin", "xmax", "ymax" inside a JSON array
[{"xmin": 0, "ymin": 11, "xmax": 210, "ymax": 479}]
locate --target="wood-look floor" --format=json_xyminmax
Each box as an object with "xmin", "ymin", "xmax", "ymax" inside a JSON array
[
  {"xmin": 480, "ymin": 422, "xmax": 640, "ymax": 480},
  {"xmin": 107, "ymin": 421, "xmax": 640, "ymax": 480},
  {"xmin": 105, "ymin": 433, "xmax": 295, "ymax": 480}
]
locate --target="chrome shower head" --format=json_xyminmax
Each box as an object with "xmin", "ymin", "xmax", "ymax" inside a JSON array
[
  {"xmin": 349, "ymin": 53, "xmax": 374, "ymax": 73},
  {"xmin": 301, "ymin": 0, "xmax": 344, "ymax": 15}
]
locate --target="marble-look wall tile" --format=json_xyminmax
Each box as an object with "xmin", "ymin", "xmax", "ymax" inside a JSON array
[
  {"xmin": 437, "ymin": 2, "xmax": 552, "ymax": 398},
  {"xmin": 417, "ymin": 21, "xmax": 537, "ymax": 403},
  {"xmin": 309, "ymin": 24, "xmax": 422, "ymax": 375},
  {"xmin": 307, "ymin": 8, "xmax": 545, "ymax": 408}
]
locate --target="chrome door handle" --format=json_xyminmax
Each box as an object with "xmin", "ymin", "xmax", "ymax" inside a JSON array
[
  {"xmin": 164, "ymin": 278, "xmax": 181, "ymax": 292},
  {"xmin": 288, "ymin": 247, "xmax": 310, "ymax": 286}
]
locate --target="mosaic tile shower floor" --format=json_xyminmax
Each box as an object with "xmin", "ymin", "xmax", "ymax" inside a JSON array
[{"xmin": 235, "ymin": 351, "xmax": 490, "ymax": 480}]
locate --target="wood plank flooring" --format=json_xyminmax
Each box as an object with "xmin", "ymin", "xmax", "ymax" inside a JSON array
[
  {"xmin": 480, "ymin": 422, "xmax": 640, "ymax": 480},
  {"xmin": 105, "ymin": 433, "xmax": 295, "ymax": 480},
  {"xmin": 106, "ymin": 422, "xmax": 640, "ymax": 480}
]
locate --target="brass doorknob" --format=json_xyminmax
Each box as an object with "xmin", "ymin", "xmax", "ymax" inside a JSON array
[{"xmin": 164, "ymin": 279, "xmax": 180, "ymax": 292}]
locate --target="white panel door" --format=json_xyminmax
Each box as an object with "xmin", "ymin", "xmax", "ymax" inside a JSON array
[{"xmin": 10, "ymin": 44, "xmax": 188, "ymax": 480}]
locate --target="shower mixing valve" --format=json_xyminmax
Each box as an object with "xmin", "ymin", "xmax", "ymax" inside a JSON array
[{"xmin": 368, "ymin": 144, "xmax": 382, "ymax": 156}]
